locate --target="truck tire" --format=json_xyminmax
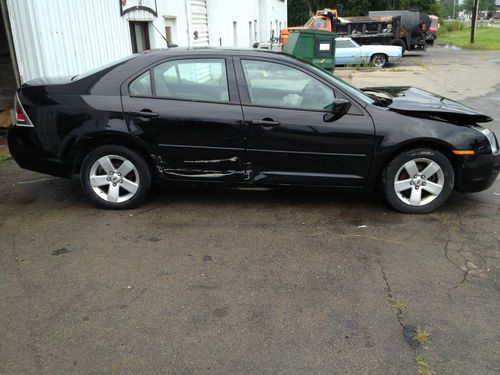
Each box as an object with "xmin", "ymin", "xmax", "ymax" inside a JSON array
[{"xmin": 391, "ymin": 39, "xmax": 407, "ymax": 54}]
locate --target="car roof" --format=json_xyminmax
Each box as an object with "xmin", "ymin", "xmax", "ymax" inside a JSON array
[{"xmin": 140, "ymin": 46, "xmax": 286, "ymax": 58}]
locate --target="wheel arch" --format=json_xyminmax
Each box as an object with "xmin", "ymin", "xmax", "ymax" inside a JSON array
[
  {"xmin": 67, "ymin": 131, "xmax": 158, "ymax": 175},
  {"xmin": 374, "ymin": 139, "xmax": 460, "ymax": 189}
]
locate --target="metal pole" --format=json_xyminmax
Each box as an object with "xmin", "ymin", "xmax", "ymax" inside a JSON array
[
  {"xmin": 452, "ymin": 0, "xmax": 456, "ymax": 19},
  {"xmin": 470, "ymin": 0, "xmax": 479, "ymax": 44}
]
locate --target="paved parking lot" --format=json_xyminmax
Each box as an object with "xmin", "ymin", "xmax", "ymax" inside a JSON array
[{"xmin": 1, "ymin": 47, "xmax": 499, "ymax": 374}]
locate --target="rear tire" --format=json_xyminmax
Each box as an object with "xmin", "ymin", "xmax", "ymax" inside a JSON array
[
  {"xmin": 80, "ymin": 145, "xmax": 151, "ymax": 209},
  {"xmin": 391, "ymin": 39, "xmax": 407, "ymax": 54},
  {"xmin": 382, "ymin": 148, "xmax": 454, "ymax": 214}
]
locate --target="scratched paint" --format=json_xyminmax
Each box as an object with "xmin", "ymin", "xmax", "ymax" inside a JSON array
[{"xmin": 184, "ymin": 157, "xmax": 239, "ymax": 164}]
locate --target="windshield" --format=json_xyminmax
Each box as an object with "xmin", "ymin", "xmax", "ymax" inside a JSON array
[
  {"xmin": 304, "ymin": 17, "xmax": 315, "ymax": 28},
  {"xmin": 305, "ymin": 63, "xmax": 375, "ymax": 105},
  {"xmin": 72, "ymin": 55, "xmax": 135, "ymax": 81}
]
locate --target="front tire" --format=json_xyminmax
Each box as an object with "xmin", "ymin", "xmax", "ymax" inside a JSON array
[
  {"xmin": 371, "ymin": 54, "xmax": 387, "ymax": 68},
  {"xmin": 382, "ymin": 148, "xmax": 454, "ymax": 214},
  {"xmin": 80, "ymin": 145, "xmax": 151, "ymax": 209}
]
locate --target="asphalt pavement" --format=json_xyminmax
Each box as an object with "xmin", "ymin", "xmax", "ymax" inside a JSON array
[{"xmin": 0, "ymin": 48, "xmax": 499, "ymax": 374}]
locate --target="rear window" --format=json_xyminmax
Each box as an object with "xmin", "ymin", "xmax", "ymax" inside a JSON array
[{"xmin": 71, "ymin": 55, "xmax": 135, "ymax": 81}]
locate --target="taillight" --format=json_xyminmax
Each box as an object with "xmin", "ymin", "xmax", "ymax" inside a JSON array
[
  {"xmin": 15, "ymin": 102, "xmax": 26, "ymax": 121},
  {"xmin": 13, "ymin": 94, "xmax": 33, "ymax": 127}
]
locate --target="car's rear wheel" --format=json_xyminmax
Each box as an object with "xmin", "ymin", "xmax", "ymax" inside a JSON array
[
  {"xmin": 371, "ymin": 54, "xmax": 387, "ymax": 68},
  {"xmin": 80, "ymin": 145, "xmax": 151, "ymax": 209},
  {"xmin": 382, "ymin": 148, "xmax": 454, "ymax": 213}
]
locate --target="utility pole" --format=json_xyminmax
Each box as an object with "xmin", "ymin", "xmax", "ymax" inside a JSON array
[
  {"xmin": 452, "ymin": 0, "xmax": 456, "ymax": 19},
  {"xmin": 470, "ymin": 0, "xmax": 479, "ymax": 44}
]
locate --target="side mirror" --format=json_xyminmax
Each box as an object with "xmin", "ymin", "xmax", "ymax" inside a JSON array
[{"xmin": 324, "ymin": 98, "xmax": 351, "ymax": 122}]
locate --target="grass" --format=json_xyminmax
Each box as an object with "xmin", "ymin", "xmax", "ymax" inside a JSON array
[
  {"xmin": 387, "ymin": 295, "xmax": 406, "ymax": 312},
  {"xmin": 415, "ymin": 326, "xmax": 431, "ymax": 345},
  {"xmin": 414, "ymin": 60, "xmax": 429, "ymax": 70},
  {"xmin": 416, "ymin": 354, "xmax": 432, "ymax": 375},
  {"xmin": 438, "ymin": 27, "xmax": 500, "ymax": 50}
]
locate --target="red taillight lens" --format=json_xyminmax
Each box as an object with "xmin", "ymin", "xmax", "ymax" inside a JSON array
[{"xmin": 15, "ymin": 102, "xmax": 26, "ymax": 121}]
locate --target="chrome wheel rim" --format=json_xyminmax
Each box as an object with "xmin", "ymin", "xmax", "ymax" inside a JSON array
[
  {"xmin": 394, "ymin": 158, "xmax": 444, "ymax": 206},
  {"xmin": 89, "ymin": 155, "xmax": 140, "ymax": 203},
  {"xmin": 373, "ymin": 56, "xmax": 385, "ymax": 67}
]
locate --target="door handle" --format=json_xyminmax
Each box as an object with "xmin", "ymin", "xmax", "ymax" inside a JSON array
[
  {"xmin": 250, "ymin": 118, "xmax": 280, "ymax": 127},
  {"xmin": 130, "ymin": 110, "xmax": 159, "ymax": 119}
]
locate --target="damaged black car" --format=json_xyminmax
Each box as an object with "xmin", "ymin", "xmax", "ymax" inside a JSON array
[{"xmin": 8, "ymin": 49, "xmax": 500, "ymax": 213}]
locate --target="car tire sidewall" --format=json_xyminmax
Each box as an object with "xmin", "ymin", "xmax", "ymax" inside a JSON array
[
  {"xmin": 383, "ymin": 149, "xmax": 454, "ymax": 214},
  {"xmin": 371, "ymin": 54, "xmax": 387, "ymax": 68},
  {"xmin": 80, "ymin": 145, "xmax": 151, "ymax": 209}
]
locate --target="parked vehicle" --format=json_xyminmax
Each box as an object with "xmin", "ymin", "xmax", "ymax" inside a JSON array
[
  {"xmin": 335, "ymin": 37, "xmax": 402, "ymax": 67},
  {"xmin": 8, "ymin": 49, "xmax": 500, "ymax": 213},
  {"xmin": 428, "ymin": 15, "xmax": 439, "ymax": 44},
  {"xmin": 368, "ymin": 9, "xmax": 434, "ymax": 50},
  {"xmin": 280, "ymin": 8, "xmax": 432, "ymax": 53}
]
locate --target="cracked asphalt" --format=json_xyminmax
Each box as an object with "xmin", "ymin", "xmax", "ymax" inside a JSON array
[{"xmin": 1, "ymin": 47, "xmax": 499, "ymax": 374}]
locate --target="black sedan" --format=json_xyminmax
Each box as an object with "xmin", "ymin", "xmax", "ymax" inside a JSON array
[{"xmin": 8, "ymin": 48, "xmax": 500, "ymax": 213}]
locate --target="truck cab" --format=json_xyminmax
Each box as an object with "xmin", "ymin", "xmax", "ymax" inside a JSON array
[{"xmin": 280, "ymin": 9, "xmax": 338, "ymax": 44}]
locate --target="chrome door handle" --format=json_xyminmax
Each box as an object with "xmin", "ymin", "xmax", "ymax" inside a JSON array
[
  {"xmin": 130, "ymin": 110, "xmax": 159, "ymax": 119},
  {"xmin": 250, "ymin": 118, "xmax": 280, "ymax": 126}
]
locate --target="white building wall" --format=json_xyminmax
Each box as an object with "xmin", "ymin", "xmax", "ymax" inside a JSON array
[
  {"xmin": 206, "ymin": 0, "xmax": 286, "ymax": 48},
  {"xmin": 6, "ymin": 0, "xmax": 287, "ymax": 83}
]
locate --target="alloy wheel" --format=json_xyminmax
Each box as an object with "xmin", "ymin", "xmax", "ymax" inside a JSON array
[
  {"xmin": 89, "ymin": 155, "xmax": 140, "ymax": 203},
  {"xmin": 394, "ymin": 157, "xmax": 444, "ymax": 206},
  {"xmin": 372, "ymin": 55, "xmax": 386, "ymax": 68}
]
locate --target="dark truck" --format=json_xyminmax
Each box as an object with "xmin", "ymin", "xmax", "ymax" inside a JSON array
[
  {"xmin": 280, "ymin": 8, "xmax": 432, "ymax": 54},
  {"xmin": 367, "ymin": 9, "xmax": 432, "ymax": 50}
]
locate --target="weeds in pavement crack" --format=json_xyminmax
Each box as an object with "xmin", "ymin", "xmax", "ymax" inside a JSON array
[
  {"xmin": 416, "ymin": 354, "xmax": 432, "ymax": 375},
  {"xmin": 378, "ymin": 262, "xmax": 434, "ymax": 374}
]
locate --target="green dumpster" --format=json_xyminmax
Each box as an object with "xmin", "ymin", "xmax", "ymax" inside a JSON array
[{"xmin": 283, "ymin": 29, "xmax": 336, "ymax": 71}]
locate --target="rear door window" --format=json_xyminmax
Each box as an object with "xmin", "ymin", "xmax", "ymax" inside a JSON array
[{"xmin": 153, "ymin": 59, "xmax": 229, "ymax": 102}]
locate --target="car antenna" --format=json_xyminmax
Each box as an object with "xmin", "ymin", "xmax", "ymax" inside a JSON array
[{"xmin": 151, "ymin": 22, "xmax": 178, "ymax": 48}]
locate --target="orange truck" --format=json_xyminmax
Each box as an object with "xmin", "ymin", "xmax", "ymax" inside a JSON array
[{"xmin": 280, "ymin": 9, "xmax": 339, "ymax": 45}]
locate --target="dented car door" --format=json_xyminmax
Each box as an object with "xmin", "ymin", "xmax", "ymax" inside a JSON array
[{"xmin": 121, "ymin": 56, "xmax": 245, "ymax": 182}]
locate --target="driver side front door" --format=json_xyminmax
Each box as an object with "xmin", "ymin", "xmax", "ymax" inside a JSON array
[{"xmin": 235, "ymin": 57, "xmax": 375, "ymax": 188}]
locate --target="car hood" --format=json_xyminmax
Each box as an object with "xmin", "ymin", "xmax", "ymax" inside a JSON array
[{"xmin": 362, "ymin": 86, "xmax": 492, "ymax": 123}]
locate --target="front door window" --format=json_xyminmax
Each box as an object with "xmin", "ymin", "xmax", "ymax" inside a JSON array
[{"xmin": 241, "ymin": 60, "xmax": 334, "ymax": 110}]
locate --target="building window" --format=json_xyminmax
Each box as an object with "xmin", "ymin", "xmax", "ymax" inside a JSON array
[
  {"xmin": 233, "ymin": 21, "xmax": 238, "ymax": 47},
  {"xmin": 129, "ymin": 21, "xmax": 151, "ymax": 53}
]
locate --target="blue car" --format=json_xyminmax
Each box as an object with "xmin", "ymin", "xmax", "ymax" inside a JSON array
[{"xmin": 335, "ymin": 37, "xmax": 403, "ymax": 68}]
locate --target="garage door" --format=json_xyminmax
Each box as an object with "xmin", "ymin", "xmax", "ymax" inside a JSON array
[{"xmin": 191, "ymin": 0, "xmax": 209, "ymax": 47}]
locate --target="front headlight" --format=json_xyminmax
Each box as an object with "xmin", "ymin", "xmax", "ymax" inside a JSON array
[{"xmin": 474, "ymin": 127, "xmax": 498, "ymax": 153}]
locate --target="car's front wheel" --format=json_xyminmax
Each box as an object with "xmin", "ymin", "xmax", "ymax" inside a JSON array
[
  {"xmin": 80, "ymin": 145, "xmax": 151, "ymax": 209},
  {"xmin": 382, "ymin": 148, "xmax": 454, "ymax": 213}
]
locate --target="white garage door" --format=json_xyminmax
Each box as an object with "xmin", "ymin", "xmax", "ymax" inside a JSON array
[{"xmin": 191, "ymin": 0, "xmax": 209, "ymax": 47}]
